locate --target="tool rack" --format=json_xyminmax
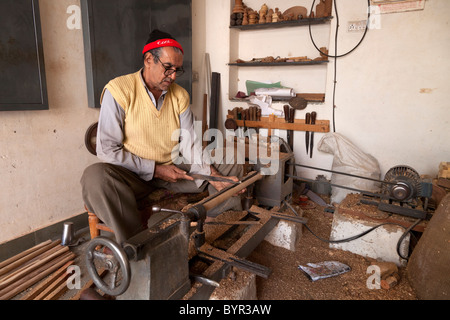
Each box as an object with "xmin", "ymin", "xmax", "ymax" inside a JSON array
[{"xmin": 226, "ymin": 114, "xmax": 330, "ymax": 134}]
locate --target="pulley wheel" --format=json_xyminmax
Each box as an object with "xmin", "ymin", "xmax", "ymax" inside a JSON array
[
  {"xmin": 85, "ymin": 236, "xmax": 131, "ymax": 297},
  {"xmin": 84, "ymin": 122, "xmax": 98, "ymax": 155}
]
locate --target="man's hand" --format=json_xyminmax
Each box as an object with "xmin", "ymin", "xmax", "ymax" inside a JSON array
[{"xmin": 154, "ymin": 164, "xmax": 194, "ymax": 183}]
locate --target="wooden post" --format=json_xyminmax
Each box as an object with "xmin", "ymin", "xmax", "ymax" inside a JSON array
[{"xmin": 88, "ymin": 212, "xmax": 101, "ymax": 239}]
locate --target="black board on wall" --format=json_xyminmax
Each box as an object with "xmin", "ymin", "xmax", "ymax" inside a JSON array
[
  {"xmin": 0, "ymin": 0, "xmax": 48, "ymax": 111},
  {"xmin": 81, "ymin": 0, "xmax": 192, "ymax": 109}
]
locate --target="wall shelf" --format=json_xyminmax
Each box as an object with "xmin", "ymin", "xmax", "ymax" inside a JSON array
[
  {"xmin": 228, "ymin": 1, "xmax": 332, "ymax": 103},
  {"xmin": 230, "ymin": 93, "xmax": 325, "ymax": 103},
  {"xmin": 230, "ymin": 16, "xmax": 332, "ymax": 31},
  {"xmin": 228, "ymin": 60, "xmax": 329, "ymax": 67}
]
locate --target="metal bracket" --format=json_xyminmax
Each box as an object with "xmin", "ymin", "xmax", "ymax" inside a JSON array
[{"xmin": 197, "ymin": 243, "xmax": 271, "ymax": 279}]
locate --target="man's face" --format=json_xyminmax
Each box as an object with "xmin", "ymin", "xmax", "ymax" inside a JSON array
[{"xmin": 143, "ymin": 47, "xmax": 183, "ymax": 92}]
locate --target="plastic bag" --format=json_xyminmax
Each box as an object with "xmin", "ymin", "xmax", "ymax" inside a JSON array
[
  {"xmin": 298, "ymin": 261, "xmax": 351, "ymax": 281},
  {"xmin": 245, "ymin": 80, "xmax": 282, "ymax": 96},
  {"xmin": 317, "ymin": 133, "xmax": 381, "ymax": 204}
]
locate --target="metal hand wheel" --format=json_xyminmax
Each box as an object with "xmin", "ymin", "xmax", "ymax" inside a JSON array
[{"xmin": 85, "ymin": 236, "xmax": 131, "ymax": 296}]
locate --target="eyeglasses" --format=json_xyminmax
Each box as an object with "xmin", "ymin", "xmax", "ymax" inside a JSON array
[{"xmin": 155, "ymin": 56, "xmax": 185, "ymax": 77}]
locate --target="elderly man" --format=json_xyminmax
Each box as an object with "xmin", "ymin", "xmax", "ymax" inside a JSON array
[{"xmin": 81, "ymin": 30, "xmax": 243, "ymax": 244}]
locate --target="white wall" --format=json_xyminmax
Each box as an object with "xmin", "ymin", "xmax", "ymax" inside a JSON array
[
  {"xmin": 328, "ymin": 0, "xmax": 450, "ymax": 177},
  {"xmin": 198, "ymin": 0, "xmax": 450, "ymax": 182},
  {"xmin": 0, "ymin": 0, "xmax": 99, "ymax": 244}
]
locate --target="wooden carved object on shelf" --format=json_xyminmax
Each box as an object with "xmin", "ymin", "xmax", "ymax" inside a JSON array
[
  {"xmin": 230, "ymin": 12, "xmax": 244, "ymax": 26},
  {"xmin": 259, "ymin": 3, "xmax": 268, "ymax": 18},
  {"xmin": 259, "ymin": 14, "xmax": 266, "ymax": 24},
  {"xmin": 274, "ymin": 8, "xmax": 283, "ymax": 21},
  {"xmin": 266, "ymin": 9, "xmax": 273, "ymax": 23},
  {"xmin": 316, "ymin": 0, "xmax": 326, "ymax": 18},
  {"xmin": 282, "ymin": 6, "xmax": 308, "ymax": 20},
  {"xmin": 324, "ymin": 0, "xmax": 333, "ymax": 17},
  {"xmin": 312, "ymin": 47, "xmax": 329, "ymax": 61},
  {"xmin": 316, "ymin": 0, "xmax": 333, "ymax": 18},
  {"xmin": 272, "ymin": 12, "xmax": 278, "ymax": 23},
  {"xmin": 259, "ymin": 4, "xmax": 267, "ymax": 24},
  {"xmin": 248, "ymin": 10, "xmax": 258, "ymax": 24},
  {"xmin": 233, "ymin": 0, "xmax": 245, "ymax": 14},
  {"xmin": 242, "ymin": 11, "xmax": 249, "ymax": 25},
  {"xmin": 320, "ymin": 47, "xmax": 329, "ymax": 60}
]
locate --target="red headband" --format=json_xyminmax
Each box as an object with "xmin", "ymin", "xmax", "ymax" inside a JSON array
[{"xmin": 142, "ymin": 38, "xmax": 184, "ymax": 55}]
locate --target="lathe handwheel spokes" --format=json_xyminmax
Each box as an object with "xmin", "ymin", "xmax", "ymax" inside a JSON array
[{"xmin": 85, "ymin": 236, "xmax": 131, "ymax": 296}]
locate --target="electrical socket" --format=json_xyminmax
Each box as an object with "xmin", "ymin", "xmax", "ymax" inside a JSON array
[{"xmin": 347, "ymin": 20, "xmax": 367, "ymax": 32}]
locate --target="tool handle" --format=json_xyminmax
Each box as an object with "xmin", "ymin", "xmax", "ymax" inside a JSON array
[
  {"xmin": 310, "ymin": 111, "xmax": 317, "ymax": 125},
  {"xmin": 305, "ymin": 112, "xmax": 311, "ymax": 125},
  {"xmin": 283, "ymin": 105, "xmax": 290, "ymax": 122},
  {"xmin": 232, "ymin": 107, "xmax": 238, "ymax": 119},
  {"xmin": 289, "ymin": 107, "xmax": 295, "ymax": 123}
]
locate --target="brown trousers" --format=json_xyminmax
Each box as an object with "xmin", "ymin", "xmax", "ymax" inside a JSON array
[{"xmin": 80, "ymin": 161, "xmax": 243, "ymax": 244}]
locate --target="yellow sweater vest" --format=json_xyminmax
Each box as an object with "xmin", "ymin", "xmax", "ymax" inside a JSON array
[{"xmin": 101, "ymin": 70, "xmax": 189, "ymax": 165}]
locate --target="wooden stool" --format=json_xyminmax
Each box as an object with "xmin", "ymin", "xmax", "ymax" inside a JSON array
[
  {"xmin": 87, "ymin": 209, "xmax": 114, "ymax": 239},
  {"xmin": 84, "ymin": 190, "xmax": 200, "ymax": 240},
  {"xmin": 85, "ymin": 189, "xmax": 209, "ymax": 240},
  {"xmin": 86, "ymin": 206, "xmax": 152, "ymax": 240}
]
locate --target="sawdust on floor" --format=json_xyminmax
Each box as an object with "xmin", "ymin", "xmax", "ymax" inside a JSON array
[{"xmin": 248, "ymin": 198, "xmax": 418, "ymax": 300}]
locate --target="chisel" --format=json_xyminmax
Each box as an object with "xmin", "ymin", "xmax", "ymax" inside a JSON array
[
  {"xmin": 305, "ymin": 112, "xmax": 311, "ymax": 155},
  {"xmin": 289, "ymin": 107, "xmax": 295, "ymax": 151},
  {"xmin": 284, "ymin": 105, "xmax": 290, "ymax": 145},
  {"xmin": 310, "ymin": 112, "xmax": 317, "ymax": 158}
]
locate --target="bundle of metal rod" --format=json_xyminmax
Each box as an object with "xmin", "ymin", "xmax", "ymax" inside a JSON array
[{"xmin": 0, "ymin": 239, "xmax": 76, "ymax": 300}]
